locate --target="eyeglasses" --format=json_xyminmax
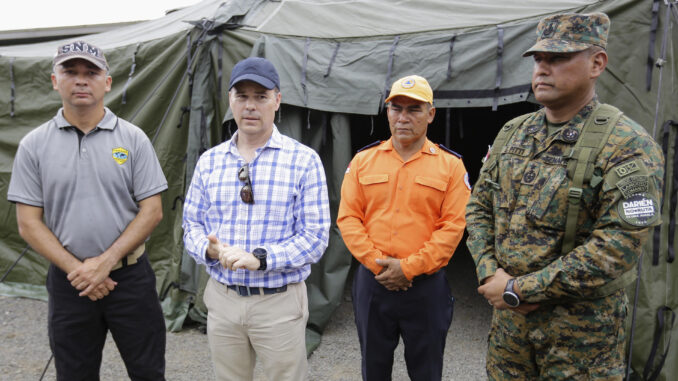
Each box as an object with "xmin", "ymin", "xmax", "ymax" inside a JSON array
[{"xmin": 238, "ymin": 164, "xmax": 254, "ymax": 204}]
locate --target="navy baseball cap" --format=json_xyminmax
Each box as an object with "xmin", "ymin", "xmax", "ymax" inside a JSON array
[{"xmin": 228, "ymin": 57, "xmax": 280, "ymax": 90}]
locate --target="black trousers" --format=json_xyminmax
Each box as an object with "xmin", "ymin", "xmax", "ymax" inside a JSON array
[
  {"xmin": 46, "ymin": 254, "xmax": 166, "ymax": 381},
  {"xmin": 352, "ymin": 265, "xmax": 454, "ymax": 381}
]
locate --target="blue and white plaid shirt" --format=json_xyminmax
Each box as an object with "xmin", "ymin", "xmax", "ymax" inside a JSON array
[{"xmin": 182, "ymin": 126, "xmax": 330, "ymax": 288}]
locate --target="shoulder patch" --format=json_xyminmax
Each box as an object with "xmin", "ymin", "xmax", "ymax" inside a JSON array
[
  {"xmin": 614, "ymin": 160, "xmax": 640, "ymax": 178},
  {"xmin": 437, "ymin": 144, "xmax": 462, "ymax": 158},
  {"xmin": 618, "ymin": 193, "xmax": 659, "ymax": 227},
  {"xmin": 464, "ymin": 173, "xmax": 472, "ymax": 190},
  {"xmin": 616, "ymin": 175, "xmax": 649, "ymax": 199},
  {"xmin": 357, "ymin": 140, "xmax": 381, "ymax": 153}
]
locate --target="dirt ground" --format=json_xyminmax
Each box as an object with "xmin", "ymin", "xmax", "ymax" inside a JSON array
[{"xmin": 0, "ymin": 253, "xmax": 492, "ymax": 380}]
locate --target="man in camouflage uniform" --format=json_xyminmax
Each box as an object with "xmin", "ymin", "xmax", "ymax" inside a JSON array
[{"xmin": 466, "ymin": 13, "xmax": 664, "ymax": 380}]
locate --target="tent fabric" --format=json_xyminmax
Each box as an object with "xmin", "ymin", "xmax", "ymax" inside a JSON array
[
  {"xmin": 0, "ymin": 0, "xmax": 676, "ymax": 376},
  {"xmin": 250, "ymin": 0, "xmax": 599, "ymax": 38}
]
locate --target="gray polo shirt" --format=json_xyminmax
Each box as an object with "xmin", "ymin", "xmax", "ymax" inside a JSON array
[{"xmin": 8, "ymin": 107, "xmax": 167, "ymax": 260}]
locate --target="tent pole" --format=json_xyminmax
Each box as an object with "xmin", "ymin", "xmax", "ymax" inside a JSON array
[
  {"xmin": 39, "ymin": 354, "xmax": 53, "ymax": 381},
  {"xmin": 0, "ymin": 244, "xmax": 29, "ymax": 283}
]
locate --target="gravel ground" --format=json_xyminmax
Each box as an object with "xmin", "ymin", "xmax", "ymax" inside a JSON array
[{"xmin": 0, "ymin": 253, "xmax": 491, "ymax": 381}]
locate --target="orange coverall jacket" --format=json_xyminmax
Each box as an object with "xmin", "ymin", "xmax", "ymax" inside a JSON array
[{"xmin": 337, "ymin": 138, "xmax": 471, "ymax": 280}]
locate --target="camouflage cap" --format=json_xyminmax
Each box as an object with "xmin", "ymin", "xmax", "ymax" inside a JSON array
[{"xmin": 523, "ymin": 12, "xmax": 609, "ymax": 57}]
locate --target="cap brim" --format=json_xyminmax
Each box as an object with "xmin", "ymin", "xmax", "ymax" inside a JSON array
[
  {"xmin": 229, "ymin": 74, "xmax": 276, "ymax": 90},
  {"xmin": 53, "ymin": 54, "xmax": 107, "ymax": 71},
  {"xmin": 384, "ymin": 92, "xmax": 432, "ymax": 105},
  {"xmin": 522, "ymin": 39, "xmax": 592, "ymax": 57}
]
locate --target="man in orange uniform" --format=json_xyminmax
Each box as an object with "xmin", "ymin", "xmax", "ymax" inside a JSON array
[{"xmin": 337, "ymin": 74, "xmax": 471, "ymax": 380}]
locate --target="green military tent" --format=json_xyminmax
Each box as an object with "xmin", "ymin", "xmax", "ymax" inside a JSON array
[{"xmin": 1, "ymin": 0, "xmax": 676, "ymax": 379}]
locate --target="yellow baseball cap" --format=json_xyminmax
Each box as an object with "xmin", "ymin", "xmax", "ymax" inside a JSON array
[{"xmin": 385, "ymin": 75, "xmax": 433, "ymax": 105}]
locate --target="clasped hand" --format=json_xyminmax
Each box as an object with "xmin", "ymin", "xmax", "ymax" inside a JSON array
[
  {"xmin": 67, "ymin": 255, "xmax": 117, "ymax": 301},
  {"xmin": 477, "ymin": 268, "xmax": 539, "ymax": 315},
  {"xmin": 375, "ymin": 257, "xmax": 412, "ymax": 291},
  {"xmin": 207, "ymin": 234, "xmax": 259, "ymax": 271}
]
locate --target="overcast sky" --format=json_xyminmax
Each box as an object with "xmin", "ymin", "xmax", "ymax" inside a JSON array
[{"xmin": 1, "ymin": 0, "xmax": 202, "ymax": 31}]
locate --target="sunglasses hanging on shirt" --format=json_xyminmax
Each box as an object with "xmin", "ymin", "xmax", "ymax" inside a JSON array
[{"xmin": 238, "ymin": 163, "xmax": 254, "ymax": 204}]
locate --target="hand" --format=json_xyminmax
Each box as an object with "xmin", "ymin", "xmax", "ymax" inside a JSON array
[
  {"xmin": 374, "ymin": 257, "xmax": 412, "ymax": 291},
  {"xmin": 220, "ymin": 246, "xmax": 259, "ymax": 271},
  {"xmin": 206, "ymin": 234, "xmax": 225, "ymax": 260},
  {"xmin": 85, "ymin": 278, "xmax": 117, "ymax": 301},
  {"xmin": 478, "ymin": 268, "xmax": 539, "ymax": 314},
  {"xmin": 67, "ymin": 255, "xmax": 116, "ymax": 297}
]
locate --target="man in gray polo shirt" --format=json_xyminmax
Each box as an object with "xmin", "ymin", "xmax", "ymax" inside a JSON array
[{"xmin": 8, "ymin": 40, "xmax": 167, "ymax": 380}]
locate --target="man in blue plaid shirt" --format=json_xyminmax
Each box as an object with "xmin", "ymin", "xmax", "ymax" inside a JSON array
[{"xmin": 182, "ymin": 57, "xmax": 330, "ymax": 381}]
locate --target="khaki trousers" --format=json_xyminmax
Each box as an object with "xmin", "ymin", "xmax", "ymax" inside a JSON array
[{"xmin": 204, "ymin": 277, "xmax": 309, "ymax": 381}]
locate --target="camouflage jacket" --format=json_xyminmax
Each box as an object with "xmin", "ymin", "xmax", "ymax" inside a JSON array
[{"xmin": 465, "ymin": 98, "xmax": 664, "ymax": 303}]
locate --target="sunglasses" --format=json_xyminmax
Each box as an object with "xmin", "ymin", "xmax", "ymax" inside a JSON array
[{"xmin": 238, "ymin": 164, "xmax": 254, "ymax": 204}]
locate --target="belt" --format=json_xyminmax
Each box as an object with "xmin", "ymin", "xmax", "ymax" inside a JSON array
[
  {"xmin": 227, "ymin": 284, "xmax": 288, "ymax": 297},
  {"xmin": 111, "ymin": 243, "xmax": 145, "ymax": 271}
]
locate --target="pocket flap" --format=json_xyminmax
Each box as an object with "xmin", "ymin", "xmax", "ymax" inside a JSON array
[
  {"xmin": 415, "ymin": 176, "xmax": 447, "ymax": 191},
  {"xmin": 359, "ymin": 174, "xmax": 389, "ymax": 185}
]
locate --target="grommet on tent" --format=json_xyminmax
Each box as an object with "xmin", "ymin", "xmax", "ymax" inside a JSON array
[
  {"xmin": 493, "ymin": 25, "xmax": 504, "ymax": 112},
  {"xmin": 9, "ymin": 57, "xmax": 15, "ymax": 118},
  {"xmin": 447, "ymin": 35, "xmax": 457, "ymax": 81},
  {"xmin": 122, "ymin": 43, "xmax": 141, "ymax": 105}
]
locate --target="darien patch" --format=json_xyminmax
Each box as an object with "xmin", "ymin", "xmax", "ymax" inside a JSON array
[
  {"xmin": 618, "ymin": 193, "xmax": 659, "ymax": 227},
  {"xmin": 112, "ymin": 147, "xmax": 129, "ymax": 165}
]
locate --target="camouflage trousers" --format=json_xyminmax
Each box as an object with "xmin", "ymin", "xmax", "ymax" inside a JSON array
[{"xmin": 486, "ymin": 290, "xmax": 628, "ymax": 380}]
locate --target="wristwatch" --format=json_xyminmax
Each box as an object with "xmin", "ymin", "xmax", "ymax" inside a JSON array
[
  {"xmin": 502, "ymin": 278, "xmax": 520, "ymax": 307},
  {"xmin": 252, "ymin": 248, "xmax": 267, "ymax": 271}
]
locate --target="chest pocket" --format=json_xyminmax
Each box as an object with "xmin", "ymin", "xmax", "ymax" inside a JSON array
[
  {"xmin": 414, "ymin": 176, "xmax": 447, "ymax": 211},
  {"xmin": 359, "ymin": 174, "xmax": 390, "ymax": 209},
  {"xmin": 526, "ymin": 164, "xmax": 568, "ymax": 229}
]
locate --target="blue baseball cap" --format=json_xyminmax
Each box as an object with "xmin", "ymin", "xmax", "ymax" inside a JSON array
[{"xmin": 228, "ymin": 57, "xmax": 280, "ymax": 90}]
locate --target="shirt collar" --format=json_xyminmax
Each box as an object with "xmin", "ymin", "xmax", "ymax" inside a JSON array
[
  {"xmin": 55, "ymin": 107, "xmax": 117, "ymax": 130},
  {"xmin": 379, "ymin": 137, "xmax": 437, "ymax": 155},
  {"xmin": 226, "ymin": 124, "xmax": 284, "ymax": 156}
]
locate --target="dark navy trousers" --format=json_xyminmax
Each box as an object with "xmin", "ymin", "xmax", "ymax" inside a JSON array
[
  {"xmin": 46, "ymin": 254, "xmax": 166, "ymax": 381},
  {"xmin": 352, "ymin": 264, "xmax": 454, "ymax": 381}
]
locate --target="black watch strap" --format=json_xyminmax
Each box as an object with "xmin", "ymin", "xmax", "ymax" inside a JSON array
[{"xmin": 253, "ymin": 248, "xmax": 267, "ymax": 271}]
